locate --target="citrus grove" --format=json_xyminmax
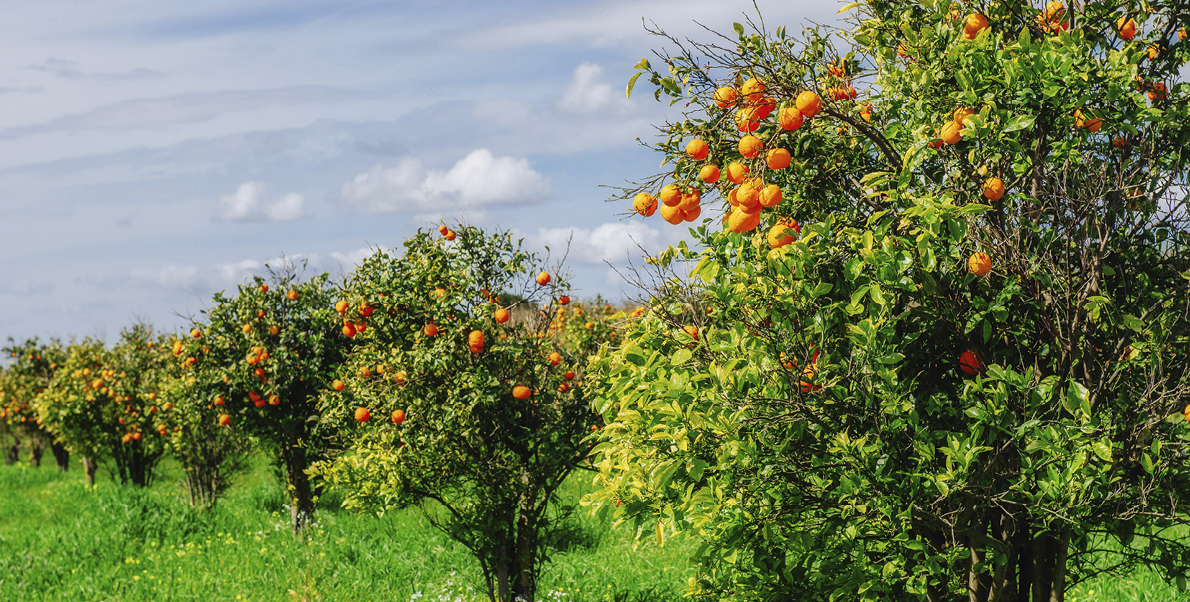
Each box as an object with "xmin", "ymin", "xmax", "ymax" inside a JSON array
[
  {"xmin": 4, "ymin": 1, "xmax": 1190, "ymax": 600},
  {"xmin": 591, "ymin": 0, "xmax": 1190, "ymax": 600}
]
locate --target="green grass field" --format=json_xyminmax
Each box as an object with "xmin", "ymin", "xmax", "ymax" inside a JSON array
[{"xmin": 0, "ymin": 456, "xmax": 1181, "ymax": 602}]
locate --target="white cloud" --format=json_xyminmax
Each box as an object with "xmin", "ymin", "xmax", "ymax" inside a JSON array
[
  {"xmin": 535, "ymin": 221, "xmax": 661, "ymax": 265},
  {"xmin": 338, "ymin": 149, "xmax": 550, "ymax": 215},
  {"xmin": 130, "ymin": 264, "xmax": 199, "ymax": 289},
  {"xmin": 217, "ymin": 181, "xmax": 307, "ymax": 222},
  {"xmin": 557, "ymin": 63, "xmax": 632, "ymax": 115}
]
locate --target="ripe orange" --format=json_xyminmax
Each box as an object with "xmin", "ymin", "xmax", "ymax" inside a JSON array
[
  {"xmin": 269, "ymin": 325, "xmax": 279, "ymax": 336},
  {"xmin": 287, "ymin": 290, "xmax": 299, "ymax": 300},
  {"xmin": 778, "ymin": 106, "xmax": 804, "ymax": 130},
  {"xmin": 218, "ymin": 414, "xmax": 231, "ymax": 426},
  {"xmin": 734, "ymin": 107, "xmax": 761, "ymax": 132},
  {"xmin": 191, "ymin": 328, "xmax": 201, "ymax": 338},
  {"xmin": 726, "ymin": 162, "xmax": 749, "ymax": 184},
  {"xmin": 335, "ymin": 301, "xmax": 348, "ymax": 314},
  {"xmin": 536, "ymin": 272, "xmax": 551, "ymax": 286},
  {"xmin": 940, "ymin": 120, "xmax": 962, "ymax": 145},
  {"xmin": 242, "ymin": 324, "xmax": 252, "ymax": 334},
  {"xmin": 968, "ymin": 252, "xmax": 992, "ymax": 276},
  {"xmin": 953, "ymin": 106, "xmax": 974, "ymax": 125},
  {"xmin": 1147, "ymin": 43, "xmax": 1160, "ymax": 60},
  {"xmin": 1117, "ymin": 16, "xmax": 1136, "ymax": 40},
  {"xmin": 982, "ymin": 178, "xmax": 1005, "ymax": 201},
  {"xmin": 759, "ymin": 184, "xmax": 782, "ymax": 208},
  {"xmin": 633, "ymin": 193, "xmax": 658, "ymax": 217},
  {"xmin": 424, "ymin": 323, "xmax": 438, "ymax": 337},
  {"xmin": 392, "ymin": 409, "xmax": 406, "ymax": 425},
  {"xmin": 1148, "ymin": 82, "xmax": 1166, "ymax": 101},
  {"xmin": 727, "ymin": 209, "xmax": 761, "ymax": 233},
  {"xmin": 214, "ymin": 395, "xmax": 226, "ymax": 405},
  {"xmin": 512, "ymin": 385, "xmax": 531, "ymax": 400},
  {"xmin": 752, "ymin": 97, "xmax": 776, "ymax": 120},
  {"xmin": 738, "ymin": 135, "xmax": 764, "ymax": 158},
  {"xmin": 963, "ymin": 13, "xmax": 988, "ymax": 39},
  {"xmin": 678, "ymin": 190, "xmax": 701, "ymax": 211},
  {"xmin": 439, "ymin": 225, "xmax": 449, "ymax": 235},
  {"xmin": 332, "ymin": 380, "xmax": 345, "ymax": 391},
  {"xmin": 1181, "ymin": 27, "xmax": 1188, "ymax": 42},
  {"xmin": 445, "ymin": 230, "xmax": 457, "ymax": 241},
  {"xmin": 494, "ymin": 308, "xmax": 510, "ymax": 323},
  {"xmin": 795, "ymin": 91, "xmax": 821, "ymax": 117},
  {"xmin": 740, "ymin": 78, "xmax": 766, "ymax": 102},
  {"xmin": 548, "ymin": 352, "xmax": 562, "ymax": 366},
  {"xmin": 1074, "ymin": 108, "xmax": 1103, "ymax": 132},
  {"xmin": 686, "ymin": 138, "xmax": 709, "ymax": 160},
  {"xmin": 559, "ymin": 295, "xmax": 570, "ymax": 305},
  {"xmin": 360, "ymin": 304, "xmax": 375, "ymax": 318},
  {"xmin": 767, "ymin": 223, "xmax": 797, "ymax": 249},
  {"xmin": 354, "ymin": 407, "xmax": 370, "ymax": 422},
  {"xmin": 468, "ymin": 330, "xmax": 485, "ymax": 353},
  {"xmin": 860, "ymin": 104, "xmax": 872, "ymax": 122},
  {"xmin": 736, "ymin": 182, "xmax": 761, "ymax": 211},
  {"xmin": 682, "ymin": 205, "xmax": 702, "ymax": 222},
  {"xmin": 713, "ymin": 86, "xmax": 738, "ymax": 108},
  {"xmin": 564, "ymin": 370, "xmax": 575, "ymax": 380},
  {"xmin": 268, "ymin": 395, "xmax": 280, "ymax": 406},
  {"xmin": 699, "ymin": 164, "xmax": 721, "ymax": 183},
  {"xmin": 766, "ymin": 148, "xmax": 791, "ymax": 170},
  {"xmin": 260, "ymin": 284, "xmax": 269, "ymax": 293},
  {"xmin": 659, "ymin": 184, "xmax": 682, "ymax": 207},
  {"xmin": 683, "ymin": 325, "xmax": 699, "ymax": 339},
  {"xmin": 342, "ymin": 323, "xmax": 357, "ymax": 338},
  {"xmin": 959, "ymin": 350, "xmax": 984, "ymax": 376},
  {"xmin": 659, "ymin": 204, "xmax": 684, "ymax": 225}
]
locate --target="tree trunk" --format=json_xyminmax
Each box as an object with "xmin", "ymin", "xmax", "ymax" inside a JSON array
[
  {"xmin": 28, "ymin": 435, "xmax": 43, "ymax": 467},
  {"xmin": 4, "ymin": 440, "xmax": 17, "ymax": 465},
  {"xmin": 513, "ymin": 494, "xmax": 539, "ymax": 602},
  {"xmin": 51, "ymin": 441, "xmax": 69, "ymax": 472},
  {"xmin": 281, "ymin": 442, "xmax": 314, "ymax": 533},
  {"xmin": 82, "ymin": 457, "xmax": 98, "ymax": 486}
]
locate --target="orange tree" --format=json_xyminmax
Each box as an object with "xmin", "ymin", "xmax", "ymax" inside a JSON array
[
  {"xmin": 312, "ymin": 225, "xmax": 598, "ymax": 602},
  {"xmin": 0, "ymin": 338, "xmax": 68, "ymax": 469},
  {"xmin": 37, "ymin": 324, "xmax": 177, "ymax": 486},
  {"xmin": 179, "ymin": 270, "xmax": 351, "ymax": 532},
  {"xmin": 587, "ymin": 2, "xmax": 1190, "ymax": 600}
]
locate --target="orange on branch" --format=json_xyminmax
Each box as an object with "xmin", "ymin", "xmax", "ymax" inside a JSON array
[
  {"xmin": 766, "ymin": 148, "xmax": 791, "ymax": 170},
  {"xmin": 686, "ymin": 139, "xmax": 709, "ymax": 160},
  {"xmin": 968, "ymin": 252, "xmax": 992, "ymax": 276},
  {"xmin": 795, "ymin": 91, "xmax": 821, "ymax": 117},
  {"xmin": 778, "ymin": 106, "xmax": 804, "ymax": 130},
  {"xmin": 738, "ymin": 135, "xmax": 764, "ymax": 158},
  {"xmin": 699, "ymin": 164, "xmax": 721, "ymax": 183},
  {"xmin": 982, "ymin": 178, "xmax": 1005, "ymax": 201}
]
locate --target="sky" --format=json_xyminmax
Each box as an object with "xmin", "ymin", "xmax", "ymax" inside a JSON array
[{"xmin": 0, "ymin": 0, "xmax": 841, "ymax": 344}]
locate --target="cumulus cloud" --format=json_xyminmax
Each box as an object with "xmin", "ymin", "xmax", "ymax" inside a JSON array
[
  {"xmin": 557, "ymin": 63, "xmax": 632, "ymax": 115},
  {"xmin": 534, "ymin": 221, "xmax": 661, "ymax": 265},
  {"xmin": 217, "ymin": 182, "xmax": 307, "ymax": 222},
  {"xmin": 338, "ymin": 149, "xmax": 550, "ymax": 215}
]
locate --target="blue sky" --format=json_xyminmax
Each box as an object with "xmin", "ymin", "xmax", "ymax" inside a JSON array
[{"xmin": 0, "ymin": 0, "xmax": 839, "ymax": 342}]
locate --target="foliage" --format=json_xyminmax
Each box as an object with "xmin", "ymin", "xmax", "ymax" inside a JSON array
[
  {"xmin": 313, "ymin": 226, "xmax": 601, "ymax": 602},
  {"xmin": 588, "ymin": 2, "xmax": 1190, "ymax": 601},
  {"xmin": 0, "ymin": 338, "xmax": 67, "ymax": 467},
  {"xmin": 178, "ymin": 267, "xmax": 352, "ymax": 531}
]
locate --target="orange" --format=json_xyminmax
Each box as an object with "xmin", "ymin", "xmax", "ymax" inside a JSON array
[
  {"xmin": 445, "ymin": 230, "xmax": 456, "ymax": 241},
  {"xmin": 798, "ymin": 363, "xmax": 820, "ymax": 393},
  {"xmin": 633, "ymin": 193, "xmax": 658, "ymax": 216},
  {"xmin": 548, "ymin": 352, "xmax": 562, "ymax": 366},
  {"xmin": 735, "ymin": 107, "xmax": 761, "ymax": 132},
  {"xmin": 354, "ymin": 407, "xmax": 370, "ymax": 422},
  {"xmin": 963, "ymin": 13, "xmax": 988, "ymax": 39},
  {"xmin": 752, "ymin": 97, "xmax": 776, "ymax": 120},
  {"xmin": 512, "ymin": 385, "xmax": 531, "ymax": 399},
  {"xmin": 659, "ymin": 204, "xmax": 684, "ymax": 225},
  {"xmin": 190, "ymin": 328, "xmax": 201, "ymax": 338},
  {"xmin": 736, "ymin": 182, "xmax": 761, "ymax": 211},
  {"xmin": 214, "ymin": 395, "xmax": 226, "ymax": 405},
  {"xmin": 1112, "ymin": 136, "xmax": 1128, "ymax": 148},
  {"xmin": 494, "ymin": 308, "xmax": 510, "ymax": 323},
  {"xmin": 686, "ymin": 139, "xmax": 709, "ymax": 160},
  {"xmin": 659, "ymin": 183, "xmax": 682, "ymax": 207},
  {"xmin": 959, "ymin": 350, "xmax": 984, "ymax": 376},
  {"xmin": 269, "ymin": 325, "xmax": 279, "ymax": 336},
  {"xmin": 424, "ymin": 323, "xmax": 438, "ymax": 337},
  {"xmin": 218, "ymin": 414, "xmax": 230, "ymax": 426},
  {"xmin": 559, "ymin": 295, "xmax": 570, "ymax": 305},
  {"xmin": 683, "ymin": 325, "xmax": 699, "ymax": 339},
  {"xmin": 953, "ymin": 106, "xmax": 974, "ymax": 125},
  {"xmin": 286, "ymin": 289, "xmax": 299, "ymax": 300},
  {"xmin": 260, "ymin": 284, "xmax": 269, "ymax": 293},
  {"xmin": 897, "ymin": 43, "xmax": 910, "ymax": 58},
  {"xmin": 1148, "ymin": 82, "xmax": 1166, "ymax": 101},
  {"xmin": 767, "ymin": 223, "xmax": 797, "ymax": 248},
  {"xmin": 536, "ymin": 272, "xmax": 551, "ymax": 286},
  {"xmin": 726, "ymin": 162, "xmax": 749, "ymax": 184},
  {"xmin": 332, "ymin": 380, "xmax": 345, "ymax": 391},
  {"xmin": 968, "ymin": 252, "xmax": 991, "ymax": 276},
  {"xmin": 699, "ymin": 164, "xmax": 721, "ymax": 183},
  {"xmin": 766, "ymin": 148, "xmax": 791, "ymax": 170},
  {"xmin": 778, "ymin": 106, "xmax": 804, "ymax": 130},
  {"xmin": 564, "ymin": 370, "xmax": 575, "ymax": 380},
  {"xmin": 795, "ymin": 91, "xmax": 821, "ymax": 117},
  {"xmin": 982, "ymin": 178, "xmax": 1005, "ymax": 201},
  {"xmin": 242, "ymin": 323, "xmax": 252, "ymax": 334},
  {"xmin": 1117, "ymin": 17, "xmax": 1136, "ymax": 40},
  {"xmin": 392, "ymin": 409, "xmax": 406, "ymax": 425},
  {"xmin": 860, "ymin": 104, "xmax": 872, "ymax": 122},
  {"xmin": 940, "ymin": 120, "xmax": 962, "ymax": 145},
  {"xmin": 438, "ymin": 225, "xmax": 449, "ymax": 236},
  {"xmin": 268, "ymin": 395, "xmax": 280, "ymax": 406},
  {"xmin": 1147, "ymin": 44, "xmax": 1160, "ymax": 60},
  {"xmin": 681, "ymin": 205, "xmax": 702, "ymax": 222},
  {"xmin": 740, "ymin": 78, "xmax": 766, "ymax": 102},
  {"xmin": 678, "ymin": 191, "xmax": 701, "ymax": 211},
  {"xmin": 1181, "ymin": 27, "xmax": 1188, "ymax": 42},
  {"xmin": 727, "ymin": 209, "xmax": 761, "ymax": 233},
  {"xmin": 759, "ymin": 184, "xmax": 782, "ymax": 208},
  {"xmin": 713, "ymin": 86, "xmax": 738, "ymax": 108},
  {"xmin": 335, "ymin": 300, "xmax": 348, "ymax": 314},
  {"xmin": 1074, "ymin": 108, "xmax": 1103, "ymax": 132},
  {"xmin": 738, "ymin": 135, "xmax": 764, "ymax": 158},
  {"xmin": 468, "ymin": 330, "xmax": 485, "ymax": 352}
]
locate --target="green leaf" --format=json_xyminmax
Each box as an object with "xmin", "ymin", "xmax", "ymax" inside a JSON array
[
  {"xmin": 1091, "ymin": 441, "xmax": 1113, "ymax": 463},
  {"xmin": 812, "ymin": 282, "xmax": 834, "ymax": 297},
  {"xmin": 626, "ymin": 72, "xmax": 644, "ymax": 99},
  {"xmin": 671, "ymin": 348, "xmax": 693, "ymax": 366},
  {"xmin": 1003, "ymin": 115, "xmax": 1036, "ymax": 132},
  {"xmin": 877, "ymin": 353, "xmax": 904, "ymax": 364},
  {"xmin": 633, "ymin": 58, "xmax": 651, "ymax": 70}
]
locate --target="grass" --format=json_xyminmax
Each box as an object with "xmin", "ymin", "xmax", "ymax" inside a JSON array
[
  {"xmin": 0, "ymin": 455, "xmax": 1184, "ymax": 602},
  {"xmin": 0, "ymin": 456, "xmax": 694, "ymax": 602}
]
